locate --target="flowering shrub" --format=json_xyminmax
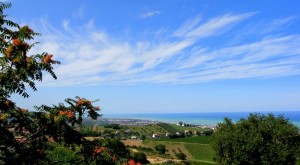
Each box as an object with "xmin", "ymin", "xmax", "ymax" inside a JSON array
[
  {"xmin": 80, "ymin": 139, "xmax": 130, "ymax": 165},
  {"xmin": 0, "ymin": 2, "xmax": 103, "ymax": 164},
  {"xmin": 0, "ymin": 2, "xmax": 142, "ymax": 164}
]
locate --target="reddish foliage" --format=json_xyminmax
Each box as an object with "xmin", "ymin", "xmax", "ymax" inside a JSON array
[
  {"xmin": 128, "ymin": 159, "xmax": 136, "ymax": 165},
  {"xmin": 12, "ymin": 38, "xmax": 21, "ymax": 46},
  {"xmin": 41, "ymin": 54, "xmax": 54, "ymax": 63}
]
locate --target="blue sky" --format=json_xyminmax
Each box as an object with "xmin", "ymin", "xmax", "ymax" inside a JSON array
[{"xmin": 7, "ymin": 0, "xmax": 300, "ymax": 114}]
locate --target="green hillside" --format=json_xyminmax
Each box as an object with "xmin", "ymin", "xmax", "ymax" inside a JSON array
[
  {"xmin": 157, "ymin": 123, "xmax": 178, "ymax": 132},
  {"xmin": 126, "ymin": 124, "xmax": 168, "ymax": 138},
  {"xmin": 154, "ymin": 136, "xmax": 211, "ymax": 144},
  {"xmin": 184, "ymin": 143, "xmax": 215, "ymax": 161},
  {"xmin": 132, "ymin": 137, "xmax": 216, "ymax": 164}
]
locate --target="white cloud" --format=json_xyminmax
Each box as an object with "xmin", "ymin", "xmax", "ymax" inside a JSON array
[
  {"xmin": 178, "ymin": 13, "xmax": 255, "ymax": 38},
  {"xmin": 140, "ymin": 11, "xmax": 161, "ymax": 19},
  {"xmin": 62, "ymin": 20, "xmax": 70, "ymax": 30},
  {"xmin": 28, "ymin": 13, "xmax": 300, "ymax": 86},
  {"xmin": 173, "ymin": 16, "xmax": 202, "ymax": 37}
]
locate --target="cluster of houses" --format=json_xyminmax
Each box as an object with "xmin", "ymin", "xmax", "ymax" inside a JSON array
[
  {"xmin": 177, "ymin": 122, "xmax": 216, "ymax": 130},
  {"xmin": 123, "ymin": 122, "xmax": 216, "ymax": 140},
  {"xmin": 151, "ymin": 130, "xmax": 194, "ymax": 139},
  {"xmin": 149, "ymin": 122, "xmax": 216, "ymax": 139},
  {"xmin": 151, "ymin": 129, "xmax": 214, "ymax": 139},
  {"xmin": 128, "ymin": 130, "xmax": 201, "ymax": 140}
]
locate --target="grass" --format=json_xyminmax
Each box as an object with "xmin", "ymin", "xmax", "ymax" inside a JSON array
[
  {"xmin": 189, "ymin": 160, "xmax": 216, "ymax": 165},
  {"xmin": 157, "ymin": 123, "xmax": 178, "ymax": 132},
  {"xmin": 154, "ymin": 136, "xmax": 211, "ymax": 144},
  {"xmin": 126, "ymin": 123, "xmax": 210, "ymax": 139},
  {"xmin": 165, "ymin": 143, "xmax": 192, "ymax": 160},
  {"xmin": 144, "ymin": 138, "xmax": 216, "ymax": 164},
  {"xmin": 127, "ymin": 124, "xmax": 170, "ymax": 137},
  {"xmin": 184, "ymin": 144, "xmax": 215, "ymax": 162}
]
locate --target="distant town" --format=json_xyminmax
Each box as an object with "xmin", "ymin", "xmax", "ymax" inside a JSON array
[{"xmin": 84, "ymin": 117, "xmax": 216, "ymax": 131}]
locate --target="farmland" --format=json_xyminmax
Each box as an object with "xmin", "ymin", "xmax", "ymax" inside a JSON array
[
  {"xmin": 143, "ymin": 136, "xmax": 216, "ymax": 164},
  {"xmin": 81, "ymin": 121, "xmax": 216, "ymax": 164},
  {"xmin": 153, "ymin": 136, "xmax": 211, "ymax": 144},
  {"xmin": 81, "ymin": 121, "xmax": 300, "ymax": 165}
]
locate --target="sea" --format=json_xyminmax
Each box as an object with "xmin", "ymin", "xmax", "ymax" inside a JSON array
[{"xmin": 103, "ymin": 111, "xmax": 300, "ymax": 127}]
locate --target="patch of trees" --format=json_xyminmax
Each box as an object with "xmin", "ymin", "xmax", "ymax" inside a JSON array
[
  {"xmin": 45, "ymin": 143, "xmax": 83, "ymax": 164},
  {"xmin": 131, "ymin": 152, "xmax": 150, "ymax": 164},
  {"xmin": 81, "ymin": 139, "xmax": 130, "ymax": 164},
  {"xmin": 212, "ymin": 113, "xmax": 300, "ymax": 165},
  {"xmin": 154, "ymin": 144, "xmax": 166, "ymax": 154},
  {"xmin": 175, "ymin": 152, "xmax": 187, "ymax": 160},
  {"xmin": 168, "ymin": 132, "xmax": 185, "ymax": 139},
  {"xmin": 79, "ymin": 125, "xmax": 102, "ymax": 137},
  {"xmin": 104, "ymin": 124, "xmax": 121, "ymax": 129},
  {"xmin": 80, "ymin": 129, "xmax": 101, "ymax": 137},
  {"xmin": 202, "ymin": 129, "xmax": 213, "ymax": 136},
  {"xmin": 177, "ymin": 122, "xmax": 193, "ymax": 127}
]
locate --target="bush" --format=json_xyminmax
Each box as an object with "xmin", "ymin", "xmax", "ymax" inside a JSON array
[
  {"xmin": 45, "ymin": 145, "xmax": 82, "ymax": 164},
  {"xmin": 80, "ymin": 139, "xmax": 130, "ymax": 164},
  {"xmin": 155, "ymin": 144, "xmax": 166, "ymax": 154},
  {"xmin": 131, "ymin": 152, "xmax": 150, "ymax": 164},
  {"xmin": 175, "ymin": 152, "xmax": 186, "ymax": 160},
  {"xmin": 104, "ymin": 124, "xmax": 121, "ymax": 129},
  {"xmin": 212, "ymin": 113, "xmax": 300, "ymax": 165},
  {"xmin": 202, "ymin": 129, "xmax": 213, "ymax": 136}
]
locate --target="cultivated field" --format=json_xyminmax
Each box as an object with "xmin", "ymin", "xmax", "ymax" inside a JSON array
[
  {"xmin": 154, "ymin": 136, "xmax": 211, "ymax": 144},
  {"xmin": 122, "ymin": 136, "xmax": 217, "ymax": 164}
]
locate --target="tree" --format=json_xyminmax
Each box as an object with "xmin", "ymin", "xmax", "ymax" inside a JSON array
[
  {"xmin": 154, "ymin": 144, "xmax": 166, "ymax": 154},
  {"xmin": 80, "ymin": 139, "xmax": 130, "ymax": 164},
  {"xmin": 203, "ymin": 129, "xmax": 213, "ymax": 136},
  {"xmin": 131, "ymin": 152, "xmax": 150, "ymax": 164},
  {"xmin": 211, "ymin": 113, "xmax": 300, "ymax": 165},
  {"xmin": 175, "ymin": 152, "xmax": 186, "ymax": 160},
  {"xmin": 185, "ymin": 130, "xmax": 192, "ymax": 137},
  {"xmin": 0, "ymin": 2, "xmax": 113, "ymax": 164}
]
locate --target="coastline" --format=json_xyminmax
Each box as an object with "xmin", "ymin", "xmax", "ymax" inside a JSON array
[{"xmin": 102, "ymin": 111, "xmax": 300, "ymax": 127}]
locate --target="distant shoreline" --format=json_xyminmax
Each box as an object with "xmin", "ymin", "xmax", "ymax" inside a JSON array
[
  {"xmin": 101, "ymin": 117, "xmax": 162, "ymax": 126},
  {"xmin": 101, "ymin": 111, "xmax": 300, "ymax": 127},
  {"xmin": 89, "ymin": 117, "xmax": 217, "ymax": 129}
]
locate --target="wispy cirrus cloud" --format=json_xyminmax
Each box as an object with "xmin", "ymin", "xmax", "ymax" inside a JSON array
[
  {"xmin": 174, "ymin": 13, "xmax": 255, "ymax": 38},
  {"xmin": 139, "ymin": 10, "xmax": 161, "ymax": 19},
  {"xmin": 62, "ymin": 20, "xmax": 70, "ymax": 31},
  {"xmin": 29, "ymin": 13, "xmax": 300, "ymax": 86}
]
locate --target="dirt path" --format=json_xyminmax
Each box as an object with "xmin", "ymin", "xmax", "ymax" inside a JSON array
[
  {"xmin": 146, "ymin": 156, "xmax": 181, "ymax": 164},
  {"xmin": 189, "ymin": 159, "xmax": 216, "ymax": 164},
  {"xmin": 121, "ymin": 139, "xmax": 145, "ymax": 147}
]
